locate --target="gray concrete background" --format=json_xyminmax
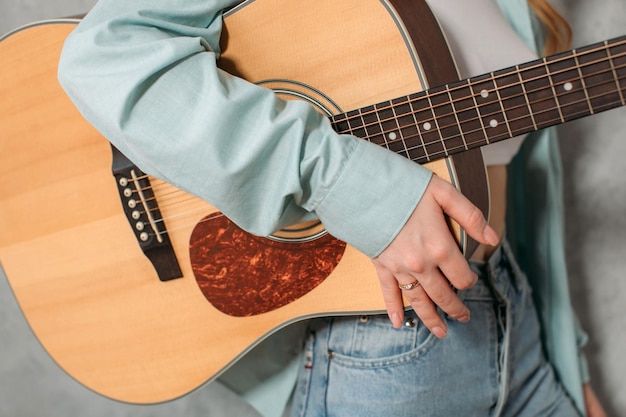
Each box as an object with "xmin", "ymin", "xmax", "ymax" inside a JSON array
[{"xmin": 1, "ymin": 1, "xmax": 625, "ymax": 416}]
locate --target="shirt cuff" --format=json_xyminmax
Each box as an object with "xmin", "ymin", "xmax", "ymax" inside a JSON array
[{"xmin": 315, "ymin": 139, "xmax": 432, "ymax": 258}]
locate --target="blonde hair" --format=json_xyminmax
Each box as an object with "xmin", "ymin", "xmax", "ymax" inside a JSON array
[{"xmin": 528, "ymin": 0, "xmax": 572, "ymax": 55}]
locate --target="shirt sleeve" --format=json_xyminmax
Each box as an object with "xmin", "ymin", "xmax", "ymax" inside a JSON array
[{"xmin": 57, "ymin": 0, "xmax": 432, "ymax": 257}]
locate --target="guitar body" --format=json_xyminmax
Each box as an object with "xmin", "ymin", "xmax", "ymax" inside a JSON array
[{"xmin": 0, "ymin": 0, "xmax": 487, "ymax": 404}]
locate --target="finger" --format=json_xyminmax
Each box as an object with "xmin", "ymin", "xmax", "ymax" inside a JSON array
[
  {"xmin": 431, "ymin": 177, "xmax": 499, "ymax": 246},
  {"xmin": 399, "ymin": 280, "xmax": 448, "ymax": 339},
  {"xmin": 373, "ymin": 264, "xmax": 405, "ymax": 328},
  {"xmin": 437, "ymin": 241, "xmax": 479, "ymax": 291},
  {"xmin": 416, "ymin": 213, "xmax": 478, "ymax": 291},
  {"xmin": 416, "ymin": 267, "xmax": 471, "ymax": 323}
]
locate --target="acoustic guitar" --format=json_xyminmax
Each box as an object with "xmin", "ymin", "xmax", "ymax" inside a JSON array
[{"xmin": 1, "ymin": 0, "xmax": 624, "ymax": 404}]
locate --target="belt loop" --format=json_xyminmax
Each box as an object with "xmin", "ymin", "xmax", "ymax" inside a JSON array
[
  {"xmin": 487, "ymin": 242, "xmax": 504, "ymax": 278},
  {"xmin": 499, "ymin": 238, "xmax": 527, "ymax": 293}
]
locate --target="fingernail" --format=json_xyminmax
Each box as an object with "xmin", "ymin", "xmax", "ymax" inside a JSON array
[
  {"xmin": 432, "ymin": 326, "xmax": 447, "ymax": 339},
  {"xmin": 484, "ymin": 225, "xmax": 499, "ymax": 246},
  {"xmin": 458, "ymin": 313, "xmax": 471, "ymax": 323},
  {"xmin": 390, "ymin": 312, "xmax": 402, "ymax": 329}
]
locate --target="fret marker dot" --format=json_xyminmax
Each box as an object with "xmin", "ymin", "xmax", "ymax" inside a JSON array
[
  {"xmin": 388, "ymin": 132, "xmax": 397, "ymax": 140},
  {"xmin": 563, "ymin": 82, "xmax": 573, "ymax": 91},
  {"xmin": 489, "ymin": 119, "xmax": 498, "ymax": 128},
  {"xmin": 423, "ymin": 122, "xmax": 432, "ymax": 131},
  {"xmin": 480, "ymin": 89, "xmax": 489, "ymax": 98}
]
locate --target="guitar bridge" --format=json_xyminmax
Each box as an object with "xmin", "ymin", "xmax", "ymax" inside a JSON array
[{"xmin": 111, "ymin": 145, "xmax": 182, "ymax": 281}]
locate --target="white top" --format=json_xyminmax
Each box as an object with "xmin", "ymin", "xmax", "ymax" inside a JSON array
[{"xmin": 426, "ymin": 0, "xmax": 538, "ymax": 165}]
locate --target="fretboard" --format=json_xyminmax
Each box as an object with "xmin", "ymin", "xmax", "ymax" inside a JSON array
[{"xmin": 330, "ymin": 36, "xmax": 626, "ymax": 164}]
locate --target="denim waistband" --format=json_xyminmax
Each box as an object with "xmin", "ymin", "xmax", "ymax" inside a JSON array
[{"xmin": 460, "ymin": 238, "xmax": 526, "ymax": 302}]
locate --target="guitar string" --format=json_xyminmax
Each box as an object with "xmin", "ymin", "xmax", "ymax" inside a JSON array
[
  {"xmin": 124, "ymin": 188, "xmax": 220, "ymax": 238},
  {"xmin": 126, "ymin": 42, "xmax": 626, "ymax": 239},
  {"xmin": 336, "ymin": 48, "xmax": 626, "ymax": 159},
  {"xmin": 336, "ymin": 62, "xmax": 626, "ymax": 162},
  {"xmin": 322, "ymin": 59, "xmax": 625, "ymax": 165},
  {"xmin": 132, "ymin": 40, "xmax": 625, "ymax": 195},
  {"xmin": 333, "ymin": 38, "xmax": 626, "ymax": 133},
  {"xmin": 134, "ymin": 66, "xmax": 626, "ymax": 239},
  {"xmin": 140, "ymin": 78, "xmax": 626, "ymax": 240},
  {"xmin": 125, "ymin": 178, "xmax": 213, "ymax": 221},
  {"xmin": 401, "ymin": 73, "xmax": 625, "ymax": 161},
  {"xmin": 369, "ymin": 64, "xmax": 626, "ymax": 162},
  {"xmin": 333, "ymin": 40, "xmax": 626, "ymax": 156},
  {"xmin": 126, "ymin": 39, "xmax": 624, "ymax": 186}
]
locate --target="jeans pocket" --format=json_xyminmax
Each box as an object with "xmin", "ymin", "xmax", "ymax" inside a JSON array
[
  {"xmin": 321, "ymin": 312, "xmax": 450, "ymax": 417},
  {"xmin": 327, "ymin": 310, "xmax": 439, "ymax": 368}
]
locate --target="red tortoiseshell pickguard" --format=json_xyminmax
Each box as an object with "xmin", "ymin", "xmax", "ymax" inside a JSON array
[{"xmin": 189, "ymin": 213, "xmax": 346, "ymax": 317}]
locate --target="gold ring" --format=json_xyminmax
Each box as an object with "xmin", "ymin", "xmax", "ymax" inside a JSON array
[{"xmin": 398, "ymin": 280, "xmax": 421, "ymax": 290}]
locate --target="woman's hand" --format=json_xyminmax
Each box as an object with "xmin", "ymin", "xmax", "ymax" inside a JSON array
[
  {"xmin": 372, "ymin": 175, "xmax": 499, "ymax": 337},
  {"xmin": 584, "ymin": 383, "xmax": 607, "ymax": 417}
]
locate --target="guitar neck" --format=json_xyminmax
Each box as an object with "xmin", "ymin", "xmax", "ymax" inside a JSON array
[{"xmin": 331, "ymin": 35, "xmax": 626, "ymax": 164}]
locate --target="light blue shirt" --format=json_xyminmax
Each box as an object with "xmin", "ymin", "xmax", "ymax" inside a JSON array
[
  {"xmin": 58, "ymin": 0, "xmax": 589, "ymax": 415},
  {"xmin": 58, "ymin": 0, "xmax": 431, "ymax": 259}
]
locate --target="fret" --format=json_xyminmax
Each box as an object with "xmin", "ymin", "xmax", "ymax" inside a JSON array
[
  {"xmin": 448, "ymin": 79, "xmax": 486, "ymax": 148},
  {"xmin": 423, "ymin": 88, "xmax": 448, "ymax": 159},
  {"xmin": 468, "ymin": 80, "xmax": 489, "ymax": 146},
  {"xmin": 330, "ymin": 113, "xmax": 350, "ymax": 135},
  {"xmin": 331, "ymin": 114, "xmax": 352, "ymax": 134},
  {"xmin": 429, "ymin": 85, "xmax": 464, "ymax": 157},
  {"xmin": 574, "ymin": 54, "xmax": 594, "ymax": 114},
  {"xmin": 607, "ymin": 40, "xmax": 626, "ymax": 106},
  {"xmin": 373, "ymin": 101, "xmax": 392, "ymax": 147},
  {"xmin": 493, "ymin": 67, "xmax": 533, "ymax": 137},
  {"xmin": 358, "ymin": 105, "xmax": 385, "ymax": 146},
  {"xmin": 491, "ymin": 72, "xmax": 514, "ymax": 138},
  {"xmin": 350, "ymin": 109, "xmax": 367, "ymax": 137},
  {"xmin": 608, "ymin": 39, "xmax": 626, "ymax": 102},
  {"xmin": 544, "ymin": 52, "xmax": 591, "ymax": 122},
  {"xmin": 577, "ymin": 42, "xmax": 624, "ymax": 114},
  {"xmin": 519, "ymin": 60, "xmax": 561, "ymax": 130},
  {"xmin": 469, "ymin": 73, "xmax": 509, "ymax": 144},
  {"xmin": 410, "ymin": 90, "xmax": 440, "ymax": 161},
  {"xmin": 376, "ymin": 99, "xmax": 408, "ymax": 158},
  {"xmin": 329, "ymin": 36, "xmax": 626, "ymax": 166},
  {"xmin": 446, "ymin": 85, "xmax": 468, "ymax": 151},
  {"xmin": 544, "ymin": 58, "xmax": 566, "ymax": 123},
  {"xmin": 516, "ymin": 65, "xmax": 538, "ymax": 131},
  {"xmin": 390, "ymin": 95, "xmax": 421, "ymax": 160},
  {"xmin": 342, "ymin": 109, "xmax": 367, "ymax": 138},
  {"xmin": 404, "ymin": 92, "xmax": 430, "ymax": 162}
]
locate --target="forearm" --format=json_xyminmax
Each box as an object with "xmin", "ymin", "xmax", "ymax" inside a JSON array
[{"xmin": 58, "ymin": 0, "xmax": 432, "ymax": 257}]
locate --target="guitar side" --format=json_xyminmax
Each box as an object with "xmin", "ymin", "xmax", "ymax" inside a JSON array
[{"xmin": 0, "ymin": 0, "xmax": 471, "ymax": 404}]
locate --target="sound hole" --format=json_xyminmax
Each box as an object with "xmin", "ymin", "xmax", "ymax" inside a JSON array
[{"xmin": 269, "ymin": 219, "xmax": 327, "ymax": 242}]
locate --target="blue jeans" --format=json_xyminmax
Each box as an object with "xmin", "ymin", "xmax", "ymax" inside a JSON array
[{"xmin": 289, "ymin": 241, "xmax": 580, "ymax": 417}]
